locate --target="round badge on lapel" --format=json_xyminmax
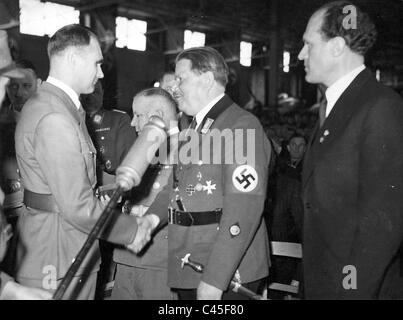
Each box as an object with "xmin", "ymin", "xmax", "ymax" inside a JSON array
[
  {"xmin": 105, "ymin": 160, "xmax": 112, "ymax": 170},
  {"xmin": 229, "ymin": 223, "xmax": 241, "ymax": 238}
]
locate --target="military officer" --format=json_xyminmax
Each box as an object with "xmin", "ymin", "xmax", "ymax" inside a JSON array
[
  {"xmin": 112, "ymin": 87, "xmax": 179, "ymax": 300},
  {"xmin": 146, "ymin": 47, "xmax": 272, "ymax": 300},
  {"xmin": 80, "ymin": 80, "xmax": 137, "ymax": 186}
]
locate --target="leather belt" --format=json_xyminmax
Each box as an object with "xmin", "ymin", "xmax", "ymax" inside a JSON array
[
  {"xmin": 23, "ymin": 189, "xmax": 60, "ymax": 212},
  {"xmin": 168, "ymin": 208, "xmax": 222, "ymax": 226}
]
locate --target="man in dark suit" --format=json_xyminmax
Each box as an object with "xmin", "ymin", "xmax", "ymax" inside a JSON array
[
  {"xmin": 14, "ymin": 24, "xmax": 158, "ymax": 299},
  {"xmin": 146, "ymin": 47, "xmax": 271, "ymax": 300},
  {"xmin": 299, "ymin": 1, "xmax": 403, "ymax": 299}
]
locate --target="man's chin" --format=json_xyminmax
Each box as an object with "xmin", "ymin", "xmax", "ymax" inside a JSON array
[{"xmin": 13, "ymin": 103, "xmax": 24, "ymax": 112}]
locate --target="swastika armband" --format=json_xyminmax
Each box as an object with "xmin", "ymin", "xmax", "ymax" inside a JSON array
[{"xmin": 231, "ymin": 165, "xmax": 258, "ymax": 193}]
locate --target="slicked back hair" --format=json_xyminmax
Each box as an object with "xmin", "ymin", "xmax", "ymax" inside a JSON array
[
  {"xmin": 317, "ymin": 1, "xmax": 377, "ymax": 55},
  {"xmin": 47, "ymin": 24, "xmax": 97, "ymax": 58},
  {"xmin": 176, "ymin": 46, "xmax": 229, "ymax": 88},
  {"xmin": 134, "ymin": 87, "xmax": 177, "ymax": 115}
]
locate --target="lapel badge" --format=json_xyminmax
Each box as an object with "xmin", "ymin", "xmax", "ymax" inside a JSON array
[
  {"xmin": 201, "ymin": 118, "xmax": 214, "ymax": 134},
  {"xmin": 197, "ymin": 172, "xmax": 202, "ymax": 181},
  {"xmin": 324, "ymin": 130, "xmax": 330, "ymax": 136}
]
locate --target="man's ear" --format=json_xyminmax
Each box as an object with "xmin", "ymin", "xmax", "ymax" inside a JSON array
[
  {"xmin": 67, "ymin": 48, "xmax": 79, "ymax": 68},
  {"xmin": 330, "ymin": 36, "xmax": 346, "ymax": 57},
  {"xmin": 203, "ymin": 71, "xmax": 215, "ymax": 88}
]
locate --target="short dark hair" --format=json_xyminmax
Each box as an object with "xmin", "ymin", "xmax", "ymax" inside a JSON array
[
  {"xmin": 47, "ymin": 24, "xmax": 97, "ymax": 58},
  {"xmin": 15, "ymin": 59, "xmax": 37, "ymax": 76},
  {"xmin": 135, "ymin": 87, "xmax": 177, "ymax": 115},
  {"xmin": 176, "ymin": 46, "xmax": 229, "ymax": 87},
  {"xmin": 318, "ymin": 1, "xmax": 377, "ymax": 55},
  {"xmin": 288, "ymin": 133, "xmax": 307, "ymax": 145}
]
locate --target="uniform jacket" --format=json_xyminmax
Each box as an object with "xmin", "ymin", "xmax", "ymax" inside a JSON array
[
  {"xmin": 114, "ymin": 164, "xmax": 172, "ymax": 270},
  {"xmin": 86, "ymin": 108, "xmax": 136, "ymax": 177},
  {"xmin": 148, "ymin": 95, "xmax": 271, "ymax": 290},
  {"xmin": 302, "ymin": 69, "xmax": 403, "ymax": 299},
  {"xmin": 14, "ymin": 82, "xmax": 139, "ymax": 281}
]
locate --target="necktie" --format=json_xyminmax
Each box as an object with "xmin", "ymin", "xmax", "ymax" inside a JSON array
[
  {"xmin": 189, "ymin": 117, "xmax": 197, "ymax": 130},
  {"xmin": 319, "ymin": 98, "xmax": 327, "ymax": 128}
]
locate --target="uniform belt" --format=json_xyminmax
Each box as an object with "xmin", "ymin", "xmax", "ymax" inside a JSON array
[
  {"xmin": 23, "ymin": 189, "xmax": 59, "ymax": 212},
  {"xmin": 168, "ymin": 208, "xmax": 222, "ymax": 226}
]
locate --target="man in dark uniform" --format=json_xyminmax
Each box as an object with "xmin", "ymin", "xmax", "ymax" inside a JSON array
[
  {"xmin": 81, "ymin": 80, "xmax": 137, "ymax": 186},
  {"xmin": 80, "ymin": 80, "xmax": 137, "ymax": 298},
  {"xmin": 146, "ymin": 47, "xmax": 272, "ymax": 300}
]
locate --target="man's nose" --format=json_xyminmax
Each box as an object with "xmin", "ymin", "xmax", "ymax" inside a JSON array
[
  {"xmin": 98, "ymin": 65, "xmax": 104, "ymax": 79},
  {"xmin": 298, "ymin": 45, "xmax": 307, "ymax": 61}
]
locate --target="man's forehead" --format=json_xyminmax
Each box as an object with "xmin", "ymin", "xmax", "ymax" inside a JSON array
[
  {"xmin": 175, "ymin": 59, "xmax": 192, "ymax": 73},
  {"xmin": 290, "ymin": 137, "xmax": 306, "ymax": 145},
  {"xmin": 304, "ymin": 10, "xmax": 325, "ymax": 39},
  {"xmin": 10, "ymin": 69, "xmax": 36, "ymax": 82},
  {"xmin": 133, "ymin": 95, "xmax": 159, "ymax": 111}
]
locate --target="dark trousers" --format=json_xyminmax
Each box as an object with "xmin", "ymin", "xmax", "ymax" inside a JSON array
[{"xmin": 176, "ymin": 278, "xmax": 265, "ymax": 300}]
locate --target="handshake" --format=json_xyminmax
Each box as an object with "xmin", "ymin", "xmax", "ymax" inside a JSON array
[{"xmin": 126, "ymin": 212, "xmax": 160, "ymax": 253}]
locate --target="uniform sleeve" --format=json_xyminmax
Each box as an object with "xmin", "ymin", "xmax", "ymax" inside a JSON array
[
  {"xmin": 344, "ymin": 98, "xmax": 403, "ymax": 298},
  {"xmin": 202, "ymin": 115, "xmax": 271, "ymax": 290},
  {"xmin": 33, "ymin": 113, "xmax": 138, "ymax": 245}
]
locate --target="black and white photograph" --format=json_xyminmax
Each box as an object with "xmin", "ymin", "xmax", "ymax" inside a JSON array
[{"xmin": 1, "ymin": 0, "xmax": 403, "ymax": 312}]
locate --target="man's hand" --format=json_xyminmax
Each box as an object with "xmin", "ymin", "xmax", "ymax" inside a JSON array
[
  {"xmin": 1, "ymin": 281, "xmax": 53, "ymax": 300},
  {"xmin": 130, "ymin": 204, "xmax": 149, "ymax": 217},
  {"xmin": 197, "ymin": 281, "xmax": 223, "ymax": 300},
  {"xmin": 126, "ymin": 213, "xmax": 160, "ymax": 253}
]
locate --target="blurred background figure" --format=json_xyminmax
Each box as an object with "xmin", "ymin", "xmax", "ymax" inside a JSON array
[
  {"xmin": 3, "ymin": 59, "xmax": 40, "ymax": 122},
  {"xmin": 268, "ymin": 134, "xmax": 306, "ymax": 298},
  {"xmin": 0, "ymin": 43, "xmax": 39, "ymax": 279},
  {"xmin": 0, "ymin": 26, "xmax": 50, "ymax": 300}
]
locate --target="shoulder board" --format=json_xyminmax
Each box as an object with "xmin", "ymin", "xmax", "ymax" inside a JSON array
[{"xmin": 111, "ymin": 109, "xmax": 127, "ymax": 115}]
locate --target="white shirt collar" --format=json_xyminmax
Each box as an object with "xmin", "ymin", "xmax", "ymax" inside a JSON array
[
  {"xmin": 194, "ymin": 93, "xmax": 225, "ymax": 130},
  {"xmin": 47, "ymin": 76, "xmax": 81, "ymax": 110},
  {"xmin": 325, "ymin": 64, "xmax": 365, "ymax": 117},
  {"xmin": 167, "ymin": 126, "xmax": 179, "ymax": 136}
]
